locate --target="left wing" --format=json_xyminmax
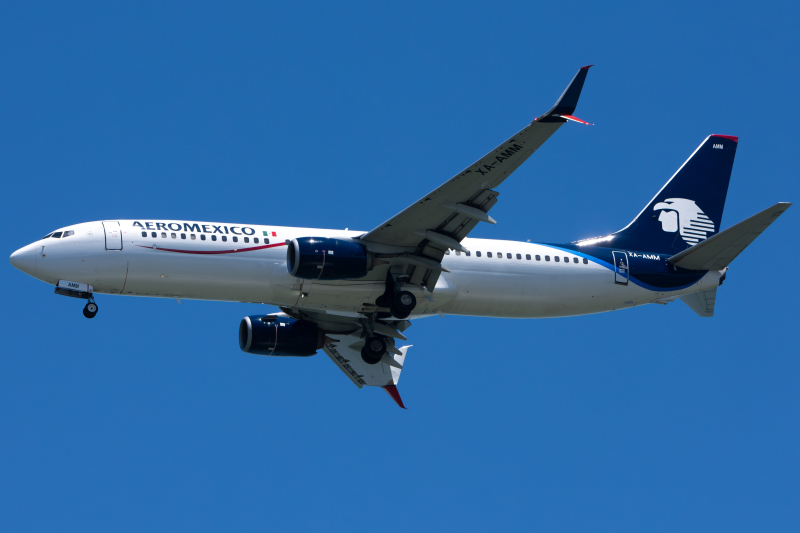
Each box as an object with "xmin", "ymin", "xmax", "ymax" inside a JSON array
[{"xmin": 358, "ymin": 66, "xmax": 593, "ymax": 291}]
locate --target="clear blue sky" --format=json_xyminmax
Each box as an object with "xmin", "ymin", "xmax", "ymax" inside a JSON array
[{"xmin": 2, "ymin": 1, "xmax": 798, "ymax": 531}]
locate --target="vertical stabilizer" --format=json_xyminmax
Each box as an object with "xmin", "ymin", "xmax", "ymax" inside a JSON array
[{"xmin": 607, "ymin": 135, "xmax": 738, "ymax": 253}]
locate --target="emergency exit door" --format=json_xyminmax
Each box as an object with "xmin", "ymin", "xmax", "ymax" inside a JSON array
[
  {"xmin": 103, "ymin": 221, "xmax": 123, "ymax": 250},
  {"xmin": 612, "ymin": 251, "xmax": 628, "ymax": 285}
]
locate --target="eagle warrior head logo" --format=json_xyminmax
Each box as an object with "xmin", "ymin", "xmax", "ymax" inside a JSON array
[{"xmin": 653, "ymin": 198, "xmax": 715, "ymax": 245}]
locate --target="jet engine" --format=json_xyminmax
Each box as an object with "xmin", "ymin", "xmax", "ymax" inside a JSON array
[
  {"xmin": 239, "ymin": 315, "xmax": 327, "ymax": 356},
  {"xmin": 286, "ymin": 237, "xmax": 370, "ymax": 280}
]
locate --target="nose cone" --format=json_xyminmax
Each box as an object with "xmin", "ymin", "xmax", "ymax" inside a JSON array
[{"xmin": 10, "ymin": 245, "xmax": 37, "ymax": 276}]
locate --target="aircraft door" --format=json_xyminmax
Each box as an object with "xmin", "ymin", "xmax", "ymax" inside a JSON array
[
  {"xmin": 612, "ymin": 251, "xmax": 629, "ymax": 285},
  {"xmin": 103, "ymin": 221, "xmax": 123, "ymax": 250}
]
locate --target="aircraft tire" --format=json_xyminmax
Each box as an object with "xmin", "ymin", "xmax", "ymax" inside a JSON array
[
  {"xmin": 361, "ymin": 336, "xmax": 386, "ymax": 365},
  {"xmin": 83, "ymin": 303, "xmax": 98, "ymax": 319},
  {"xmin": 390, "ymin": 291, "xmax": 416, "ymax": 319}
]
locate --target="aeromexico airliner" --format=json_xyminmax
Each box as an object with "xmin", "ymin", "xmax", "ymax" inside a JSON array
[{"xmin": 9, "ymin": 67, "xmax": 791, "ymax": 407}]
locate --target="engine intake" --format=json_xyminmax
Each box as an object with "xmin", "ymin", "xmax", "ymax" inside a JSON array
[
  {"xmin": 286, "ymin": 237, "xmax": 369, "ymax": 280},
  {"xmin": 239, "ymin": 315, "xmax": 325, "ymax": 356}
]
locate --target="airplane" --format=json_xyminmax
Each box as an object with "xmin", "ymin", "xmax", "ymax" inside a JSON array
[{"xmin": 9, "ymin": 66, "xmax": 792, "ymax": 408}]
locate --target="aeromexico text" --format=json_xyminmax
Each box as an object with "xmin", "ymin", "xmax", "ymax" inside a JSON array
[{"xmin": 132, "ymin": 221, "xmax": 259, "ymax": 236}]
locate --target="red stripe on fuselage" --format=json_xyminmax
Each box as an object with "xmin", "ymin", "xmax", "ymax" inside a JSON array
[{"xmin": 137, "ymin": 242, "xmax": 287, "ymax": 255}]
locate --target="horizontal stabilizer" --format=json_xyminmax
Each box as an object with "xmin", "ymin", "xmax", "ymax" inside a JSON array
[
  {"xmin": 668, "ymin": 202, "xmax": 792, "ymax": 270},
  {"xmin": 681, "ymin": 287, "xmax": 717, "ymax": 317}
]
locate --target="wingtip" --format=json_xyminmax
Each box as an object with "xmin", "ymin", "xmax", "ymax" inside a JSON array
[
  {"xmin": 557, "ymin": 114, "xmax": 594, "ymax": 125},
  {"xmin": 538, "ymin": 64, "xmax": 592, "ymax": 120},
  {"xmin": 382, "ymin": 385, "xmax": 406, "ymax": 409}
]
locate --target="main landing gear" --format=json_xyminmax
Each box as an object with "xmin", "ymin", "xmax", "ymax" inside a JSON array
[
  {"xmin": 361, "ymin": 336, "xmax": 386, "ymax": 365},
  {"xmin": 390, "ymin": 291, "xmax": 416, "ymax": 319},
  {"xmin": 359, "ymin": 271, "xmax": 417, "ymax": 364},
  {"xmin": 375, "ymin": 271, "xmax": 417, "ymax": 319}
]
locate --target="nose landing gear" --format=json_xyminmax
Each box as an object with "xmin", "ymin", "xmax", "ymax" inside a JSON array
[
  {"xmin": 83, "ymin": 300, "xmax": 98, "ymax": 319},
  {"xmin": 54, "ymin": 280, "xmax": 99, "ymax": 319}
]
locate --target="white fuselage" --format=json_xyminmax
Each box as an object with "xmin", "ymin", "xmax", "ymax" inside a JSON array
[{"xmin": 11, "ymin": 220, "xmax": 720, "ymax": 319}]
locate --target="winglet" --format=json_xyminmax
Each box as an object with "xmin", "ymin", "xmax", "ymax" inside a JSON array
[
  {"xmin": 382, "ymin": 385, "xmax": 406, "ymax": 409},
  {"xmin": 536, "ymin": 65, "xmax": 593, "ymax": 123},
  {"xmin": 555, "ymin": 114, "xmax": 594, "ymax": 125}
]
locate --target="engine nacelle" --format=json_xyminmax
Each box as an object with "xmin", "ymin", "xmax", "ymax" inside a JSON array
[
  {"xmin": 286, "ymin": 237, "xmax": 369, "ymax": 280},
  {"xmin": 239, "ymin": 315, "xmax": 325, "ymax": 356}
]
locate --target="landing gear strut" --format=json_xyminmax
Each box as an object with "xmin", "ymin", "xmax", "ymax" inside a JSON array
[{"xmin": 83, "ymin": 298, "xmax": 98, "ymax": 319}]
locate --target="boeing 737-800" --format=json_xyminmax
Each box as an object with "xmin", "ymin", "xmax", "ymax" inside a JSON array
[{"xmin": 9, "ymin": 67, "xmax": 791, "ymax": 407}]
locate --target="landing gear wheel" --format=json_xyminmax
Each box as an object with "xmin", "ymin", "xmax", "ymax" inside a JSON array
[
  {"xmin": 390, "ymin": 291, "xmax": 416, "ymax": 319},
  {"xmin": 360, "ymin": 336, "xmax": 386, "ymax": 365},
  {"xmin": 83, "ymin": 302, "xmax": 98, "ymax": 319}
]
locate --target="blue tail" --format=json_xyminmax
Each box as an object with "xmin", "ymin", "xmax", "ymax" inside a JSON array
[{"xmin": 601, "ymin": 135, "xmax": 738, "ymax": 254}]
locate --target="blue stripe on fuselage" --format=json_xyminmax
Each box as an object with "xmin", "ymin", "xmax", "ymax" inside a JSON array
[{"xmin": 540, "ymin": 243, "xmax": 706, "ymax": 292}]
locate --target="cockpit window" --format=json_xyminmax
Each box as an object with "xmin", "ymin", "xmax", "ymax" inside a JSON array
[
  {"xmin": 52, "ymin": 232, "xmax": 63, "ymax": 238},
  {"xmin": 43, "ymin": 233, "xmax": 54, "ymax": 239},
  {"xmin": 63, "ymin": 230, "xmax": 74, "ymax": 237}
]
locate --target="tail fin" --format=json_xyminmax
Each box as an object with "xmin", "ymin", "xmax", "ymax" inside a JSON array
[{"xmin": 606, "ymin": 135, "xmax": 738, "ymax": 253}]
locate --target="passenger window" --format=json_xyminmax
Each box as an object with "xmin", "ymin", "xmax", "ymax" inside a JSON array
[
  {"xmin": 545, "ymin": 255, "xmax": 550, "ymax": 261},
  {"xmin": 445, "ymin": 250, "xmax": 450, "ymax": 255},
  {"xmin": 465, "ymin": 251, "xmax": 471, "ymax": 256},
  {"xmin": 141, "ymin": 231, "xmax": 147, "ymax": 237},
  {"xmin": 52, "ymin": 232, "xmax": 63, "ymax": 238},
  {"xmin": 244, "ymin": 237, "xmax": 249, "ymax": 243},
  {"xmin": 264, "ymin": 238, "xmax": 269, "ymax": 244},
  {"xmin": 583, "ymin": 258, "xmax": 588, "ymax": 264},
  {"xmin": 254, "ymin": 237, "xmax": 259, "ymax": 244},
  {"xmin": 200, "ymin": 234, "xmax": 206, "ymax": 241},
  {"xmin": 161, "ymin": 232, "xmax": 167, "ymax": 238},
  {"xmin": 487, "ymin": 252, "xmax": 492, "ymax": 258},
  {"xmin": 212, "ymin": 235, "xmax": 217, "ymax": 241},
  {"xmin": 573, "ymin": 257, "xmax": 579, "ymax": 263},
  {"xmin": 535, "ymin": 255, "xmax": 541, "ymax": 261},
  {"xmin": 455, "ymin": 250, "xmax": 461, "ymax": 256},
  {"xmin": 151, "ymin": 232, "xmax": 157, "ymax": 238},
  {"xmin": 63, "ymin": 231, "xmax": 74, "ymax": 237},
  {"xmin": 233, "ymin": 236, "xmax": 238, "ymax": 243},
  {"xmin": 516, "ymin": 253, "xmax": 521, "ymax": 260},
  {"xmin": 190, "ymin": 234, "xmax": 196, "ymax": 240},
  {"xmin": 222, "ymin": 236, "xmax": 227, "ymax": 242},
  {"xmin": 171, "ymin": 233, "xmax": 176, "ymax": 239},
  {"xmin": 497, "ymin": 253, "xmax": 502, "ymax": 259},
  {"xmin": 507, "ymin": 253, "xmax": 512, "ymax": 259},
  {"xmin": 554, "ymin": 256, "xmax": 560, "ymax": 262},
  {"xmin": 477, "ymin": 251, "xmax": 482, "ymax": 257},
  {"xmin": 564, "ymin": 256, "xmax": 569, "ymax": 263},
  {"xmin": 526, "ymin": 254, "xmax": 531, "ymax": 260},
  {"xmin": 181, "ymin": 233, "xmax": 186, "ymax": 239}
]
